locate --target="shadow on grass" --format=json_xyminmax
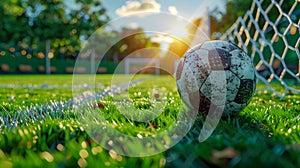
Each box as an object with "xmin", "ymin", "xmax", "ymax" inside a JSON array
[{"xmin": 164, "ymin": 112, "xmax": 300, "ymax": 168}]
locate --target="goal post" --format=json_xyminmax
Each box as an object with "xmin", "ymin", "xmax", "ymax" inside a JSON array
[
  {"xmin": 221, "ymin": 0, "xmax": 300, "ymax": 98},
  {"xmin": 124, "ymin": 58, "xmax": 160, "ymax": 75}
]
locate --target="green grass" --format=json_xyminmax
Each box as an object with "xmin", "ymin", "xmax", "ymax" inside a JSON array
[{"xmin": 0, "ymin": 74, "xmax": 299, "ymax": 167}]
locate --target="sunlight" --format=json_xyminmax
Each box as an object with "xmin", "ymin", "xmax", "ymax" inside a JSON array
[
  {"xmin": 151, "ymin": 34, "xmax": 174, "ymax": 43},
  {"xmin": 151, "ymin": 34, "xmax": 174, "ymax": 57},
  {"xmin": 167, "ymin": 26, "xmax": 188, "ymax": 39}
]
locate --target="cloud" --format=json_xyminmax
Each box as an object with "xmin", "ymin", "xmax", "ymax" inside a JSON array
[
  {"xmin": 128, "ymin": 22, "xmax": 140, "ymax": 29},
  {"xmin": 168, "ymin": 6, "xmax": 178, "ymax": 15},
  {"xmin": 116, "ymin": 0, "xmax": 161, "ymax": 17},
  {"xmin": 151, "ymin": 34, "xmax": 174, "ymax": 43}
]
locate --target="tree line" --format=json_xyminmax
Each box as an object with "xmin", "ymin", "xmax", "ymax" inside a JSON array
[{"xmin": 0, "ymin": 0, "xmax": 263, "ymax": 62}]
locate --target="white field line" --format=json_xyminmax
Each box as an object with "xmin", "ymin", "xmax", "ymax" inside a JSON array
[
  {"xmin": 0, "ymin": 77, "xmax": 151, "ymax": 129},
  {"xmin": 0, "ymin": 84, "xmax": 105, "ymax": 89}
]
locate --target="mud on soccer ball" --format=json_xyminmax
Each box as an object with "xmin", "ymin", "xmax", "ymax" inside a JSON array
[{"xmin": 176, "ymin": 40, "xmax": 256, "ymax": 117}]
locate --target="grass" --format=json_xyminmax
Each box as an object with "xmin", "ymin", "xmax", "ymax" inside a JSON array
[{"xmin": 0, "ymin": 74, "xmax": 299, "ymax": 167}]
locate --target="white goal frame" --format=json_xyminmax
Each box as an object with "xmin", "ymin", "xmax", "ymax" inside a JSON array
[{"xmin": 124, "ymin": 58, "xmax": 160, "ymax": 75}]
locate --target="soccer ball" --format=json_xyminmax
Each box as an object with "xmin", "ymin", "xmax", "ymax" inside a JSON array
[{"xmin": 176, "ymin": 40, "xmax": 256, "ymax": 117}]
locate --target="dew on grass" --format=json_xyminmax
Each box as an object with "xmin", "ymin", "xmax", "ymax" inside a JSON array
[
  {"xmin": 116, "ymin": 155, "xmax": 123, "ymax": 162},
  {"xmin": 59, "ymin": 122, "xmax": 64, "ymax": 129},
  {"xmin": 37, "ymin": 124, "xmax": 41, "ymax": 131},
  {"xmin": 91, "ymin": 146, "xmax": 103, "ymax": 155},
  {"xmin": 292, "ymin": 125, "xmax": 297, "ymax": 130},
  {"xmin": 81, "ymin": 141, "xmax": 87, "ymax": 149},
  {"xmin": 79, "ymin": 149, "xmax": 89, "ymax": 159},
  {"xmin": 57, "ymin": 144, "xmax": 64, "ymax": 151},
  {"xmin": 105, "ymin": 162, "xmax": 111, "ymax": 166},
  {"xmin": 77, "ymin": 158, "xmax": 88, "ymax": 168},
  {"xmin": 118, "ymin": 136, "xmax": 124, "ymax": 142},
  {"xmin": 137, "ymin": 133, "xmax": 143, "ymax": 139},
  {"xmin": 80, "ymin": 126, "xmax": 84, "ymax": 131},
  {"xmin": 18, "ymin": 129, "xmax": 24, "ymax": 136},
  {"xmin": 23, "ymin": 129, "xmax": 28, "ymax": 135},
  {"xmin": 160, "ymin": 158, "xmax": 166, "ymax": 167},
  {"xmin": 109, "ymin": 149, "xmax": 118, "ymax": 159},
  {"xmin": 40, "ymin": 151, "xmax": 54, "ymax": 162},
  {"xmin": 108, "ymin": 140, "xmax": 113, "ymax": 146}
]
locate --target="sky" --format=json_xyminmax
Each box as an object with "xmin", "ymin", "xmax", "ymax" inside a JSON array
[
  {"xmin": 96, "ymin": 0, "xmax": 226, "ymax": 53},
  {"xmin": 99, "ymin": 0, "xmax": 226, "ymax": 44},
  {"xmin": 89, "ymin": 0, "xmax": 226, "ymax": 54},
  {"xmin": 101, "ymin": 0, "xmax": 226, "ymax": 20}
]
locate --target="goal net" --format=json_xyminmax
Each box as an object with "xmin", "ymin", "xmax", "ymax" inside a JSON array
[{"xmin": 221, "ymin": 0, "xmax": 300, "ymax": 98}]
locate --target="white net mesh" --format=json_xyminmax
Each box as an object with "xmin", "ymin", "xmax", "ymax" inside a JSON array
[{"xmin": 221, "ymin": 0, "xmax": 300, "ymax": 98}]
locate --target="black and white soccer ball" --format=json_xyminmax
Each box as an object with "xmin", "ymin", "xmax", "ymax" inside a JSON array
[{"xmin": 176, "ymin": 40, "xmax": 256, "ymax": 117}]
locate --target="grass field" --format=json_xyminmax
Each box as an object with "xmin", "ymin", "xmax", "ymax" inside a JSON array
[{"xmin": 0, "ymin": 74, "xmax": 299, "ymax": 167}]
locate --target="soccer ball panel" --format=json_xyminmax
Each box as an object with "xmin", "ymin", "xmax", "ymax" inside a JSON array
[
  {"xmin": 175, "ymin": 58, "xmax": 184, "ymax": 81},
  {"xmin": 230, "ymin": 49, "xmax": 255, "ymax": 80},
  {"xmin": 234, "ymin": 79, "xmax": 255, "ymax": 104},
  {"xmin": 224, "ymin": 102, "xmax": 246, "ymax": 116},
  {"xmin": 200, "ymin": 71, "xmax": 226, "ymax": 106},
  {"xmin": 183, "ymin": 49, "xmax": 210, "ymax": 87},
  {"xmin": 201, "ymin": 70, "xmax": 240, "ymax": 103},
  {"xmin": 177, "ymin": 89, "xmax": 197, "ymax": 109},
  {"xmin": 208, "ymin": 49, "xmax": 231, "ymax": 70},
  {"xmin": 201, "ymin": 40, "xmax": 239, "ymax": 52},
  {"xmin": 225, "ymin": 71, "xmax": 241, "ymax": 102},
  {"xmin": 176, "ymin": 63, "xmax": 199, "ymax": 94},
  {"xmin": 198, "ymin": 93, "xmax": 211, "ymax": 114}
]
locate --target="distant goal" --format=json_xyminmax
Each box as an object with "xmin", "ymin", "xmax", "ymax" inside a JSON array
[
  {"xmin": 124, "ymin": 58, "xmax": 160, "ymax": 75},
  {"xmin": 221, "ymin": 0, "xmax": 300, "ymax": 98}
]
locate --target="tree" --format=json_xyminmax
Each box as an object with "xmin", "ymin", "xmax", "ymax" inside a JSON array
[
  {"xmin": 210, "ymin": 0, "xmax": 252, "ymax": 37},
  {"xmin": 0, "ymin": 0, "xmax": 109, "ymax": 74},
  {"xmin": 25, "ymin": 0, "xmax": 108, "ymax": 74},
  {"xmin": 0, "ymin": 1, "xmax": 30, "ymax": 50}
]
